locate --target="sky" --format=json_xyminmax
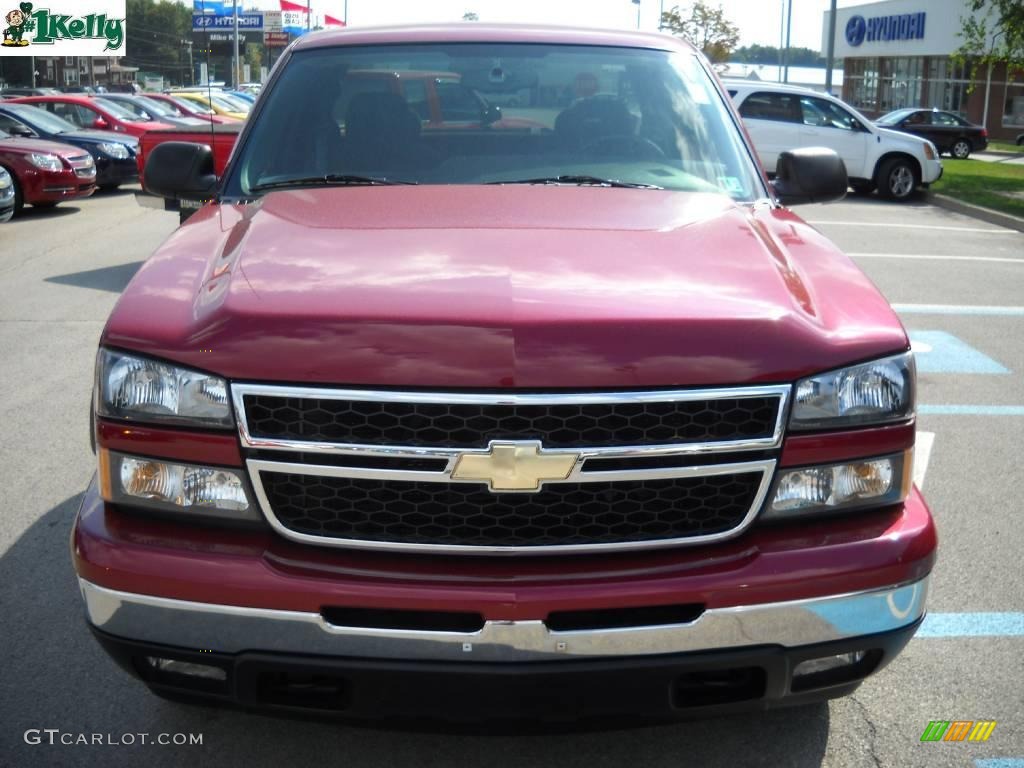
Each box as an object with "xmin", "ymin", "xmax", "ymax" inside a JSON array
[{"xmin": 188, "ymin": 0, "xmax": 872, "ymax": 52}]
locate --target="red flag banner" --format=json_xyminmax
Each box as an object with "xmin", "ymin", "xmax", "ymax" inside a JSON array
[
  {"xmin": 279, "ymin": 0, "xmax": 307, "ymax": 12},
  {"xmin": 324, "ymin": 14, "xmax": 345, "ymax": 26}
]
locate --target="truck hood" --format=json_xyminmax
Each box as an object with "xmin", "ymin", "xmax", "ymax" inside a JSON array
[{"xmin": 104, "ymin": 186, "xmax": 907, "ymax": 388}]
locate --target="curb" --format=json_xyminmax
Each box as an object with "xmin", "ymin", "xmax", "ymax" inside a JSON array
[{"xmin": 930, "ymin": 193, "xmax": 1024, "ymax": 234}]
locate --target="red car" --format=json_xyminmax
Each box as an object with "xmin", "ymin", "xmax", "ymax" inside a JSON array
[
  {"xmin": 0, "ymin": 127, "xmax": 96, "ymax": 213},
  {"xmin": 76, "ymin": 25, "xmax": 935, "ymax": 723},
  {"xmin": 142, "ymin": 92, "xmax": 240, "ymax": 125},
  {"xmin": 9, "ymin": 95, "xmax": 173, "ymax": 137}
]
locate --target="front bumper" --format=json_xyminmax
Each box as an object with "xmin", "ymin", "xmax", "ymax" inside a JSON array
[
  {"xmin": 922, "ymin": 157, "xmax": 944, "ymax": 184},
  {"xmin": 90, "ymin": 618, "xmax": 923, "ymax": 722},
  {"xmin": 73, "ymin": 475, "xmax": 935, "ymax": 720},
  {"xmin": 80, "ymin": 577, "xmax": 928, "ymax": 663},
  {"xmin": 95, "ymin": 156, "xmax": 139, "ymax": 187},
  {"xmin": 28, "ymin": 169, "xmax": 96, "ymax": 203}
]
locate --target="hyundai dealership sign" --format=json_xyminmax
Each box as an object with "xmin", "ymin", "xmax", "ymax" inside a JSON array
[
  {"xmin": 845, "ymin": 12, "xmax": 926, "ymax": 47},
  {"xmin": 826, "ymin": 0, "xmax": 974, "ymax": 58}
]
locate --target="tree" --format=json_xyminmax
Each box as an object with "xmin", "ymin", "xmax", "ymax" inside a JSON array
[
  {"xmin": 660, "ymin": 2, "xmax": 740, "ymax": 63},
  {"xmin": 462, "ymin": 11, "xmax": 479, "ymax": 21},
  {"xmin": 245, "ymin": 42, "xmax": 262, "ymax": 80},
  {"xmin": 955, "ymin": 0, "xmax": 1024, "ymax": 79},
  {"xmin": 125, "ymin": 0, "xmax": 193, "ymax": 84},
  {"xmin": 733, "ymin": 44, "xmax": 821, "ymax": 67}
]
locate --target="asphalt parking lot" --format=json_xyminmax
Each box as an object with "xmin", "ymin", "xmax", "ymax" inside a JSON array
[{"xmin": 0, "ymin": 188, "xmax": 1021, "ymax": 768}]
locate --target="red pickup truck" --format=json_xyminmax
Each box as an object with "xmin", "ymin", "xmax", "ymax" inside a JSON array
[{"xmin": 75, "ymin": 24, "xmax": 935, "ymax": 723}]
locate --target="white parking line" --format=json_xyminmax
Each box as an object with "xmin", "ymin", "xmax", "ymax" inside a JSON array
[
  {"xmin": 850, "ymin": 253, "xmax": 1024, "ymax": 264},
  {"xmin": 913, "ymin": 431, "xmax": 935, "ymax": 490},
  {"xmin": 806, "ymin": 221, "xmax": 1015, "ymax": 234},
  {"xmin": 893, "ymin": 304, "xmax": 1024, "ymax": 316}
]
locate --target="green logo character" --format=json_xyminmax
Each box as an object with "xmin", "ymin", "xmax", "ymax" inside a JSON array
[{"xmin": 2, "ymin": 2, "xmax": 34, "ymax": 46}]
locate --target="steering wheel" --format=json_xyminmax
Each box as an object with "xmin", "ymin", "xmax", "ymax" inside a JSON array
[{"xmin": 581, "ymin": 134, "xmax": 666, "ymax": 160}]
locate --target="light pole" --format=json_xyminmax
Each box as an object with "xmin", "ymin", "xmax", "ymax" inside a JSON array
[
  {"xmin": 632, "ymin": 0, "xmax": 641, "ymax": 30},
  {"xmin": 982, "ymin": 28, "xmax": 1005, "ymax": 133},
  {"xmin": 232, "ymin": 0, "xmax": 240, "ymax": 87},
  {"xmin": 825, "ymin": 0, "xmax": 838, "ymax": 93},
  {"xmin": 782, "ymin": 0, "xmax": 793, "ymax": 83},
  {"xmin": 778, "ymin": 0, "xmax": 784, "ymax": 78}
]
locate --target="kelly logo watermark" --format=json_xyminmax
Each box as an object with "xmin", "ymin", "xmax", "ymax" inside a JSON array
[{"xmin": 2, "ymin": 0, "xmax": 126, "ymax": 55}]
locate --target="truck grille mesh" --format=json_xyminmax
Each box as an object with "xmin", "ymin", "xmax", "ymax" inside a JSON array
[
  {"xmin": 243, "ymin": 395, "xmax": 780, "ymax": 448},
  {"xmin": 258, "ymin": 471, "xmax": 763, "ymax": 548}
]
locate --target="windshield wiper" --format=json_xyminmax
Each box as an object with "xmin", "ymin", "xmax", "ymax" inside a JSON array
[
  {"xmin": 251, "ymin": 174, "xmax": 419, "ymax": 192},
  {"xmin": 486, "ymin": 175, "xmax": 663, "ymax": 190}
]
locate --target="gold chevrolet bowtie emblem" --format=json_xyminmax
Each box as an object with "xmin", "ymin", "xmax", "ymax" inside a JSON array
[{"xmin": 451, "ymin": 441, "xmax": 578, "ymax": 492}]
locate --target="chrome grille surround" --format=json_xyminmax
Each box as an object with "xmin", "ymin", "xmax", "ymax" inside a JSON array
[{"xmin": 233, "ymin": 384, "xmax": 791, "ymax": 555}]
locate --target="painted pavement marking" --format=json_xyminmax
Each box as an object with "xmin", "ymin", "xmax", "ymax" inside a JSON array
[{"xmin": 909, "ymin": 331, "xmax": 1009, "ymax": 374}]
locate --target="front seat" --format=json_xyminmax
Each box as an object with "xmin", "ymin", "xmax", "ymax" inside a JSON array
[
  {"xmin": 342, "ymin": 91, "xmax": 436, "ymax": 174},
  {"xmin": 554, "ymin": 95, "xmax": 638, "ymax": 151}
]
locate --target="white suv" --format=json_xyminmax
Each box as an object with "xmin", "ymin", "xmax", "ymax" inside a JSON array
[{"xmin": 726, "ymin": 80, "xmax": 942, "ymax": 202}]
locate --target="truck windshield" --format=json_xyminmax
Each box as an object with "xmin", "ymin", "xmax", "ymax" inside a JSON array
[{"xmin": 227, "ymin": 43, "xmax": 762, "ymax": 200}]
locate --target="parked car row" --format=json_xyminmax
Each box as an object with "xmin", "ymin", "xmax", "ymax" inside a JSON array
[
  {"xmin": 0, "ymin": 103, "xmax": 138, "ymax": 190},
  {"xmin": 0, "ymin": 86, "xmax": 253, "ymax": 220}
]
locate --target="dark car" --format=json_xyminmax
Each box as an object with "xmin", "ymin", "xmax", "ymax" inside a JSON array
[
  {"xmin": 1017, "ymin": 132, "xmax": 1023, "ymax": 147},
  {"xmin": 0, "ymin": 166, "xmax": 14, "ymax": 221},
  {"xmin": 876, "ymin": 108, "xmax": 988, "ymax": 159},
  {"xmin": 1, "ymin": 87, "xmax": 61, "ymax": 99},
  {"xmin": 0, "ymin": 103, "xmax": 138, "ymax": 190},
  {"xmin": 99, "ymin": 93, "xmax": 208, "ymax": 128}
]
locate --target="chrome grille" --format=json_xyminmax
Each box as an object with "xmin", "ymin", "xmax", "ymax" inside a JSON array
[
  {"xmin": 68, "ymin": 154, "xmax": 96, "ymax": 178},
  {"xmin": 243, "ymin": 394, "xmax": 780, "ymax": 448},
  {"xmin": 257, "ymin": 470, "xmax": 766, "ymax": 548},
  {"xmin": 234, "ymin": 385, "xmax": 789, "ymax": 554}
]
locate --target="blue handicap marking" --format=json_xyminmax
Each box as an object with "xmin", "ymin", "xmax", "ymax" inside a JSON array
[{"xmin": 909, "ymin": 331, "xmax": 1009, "ymax": 374}]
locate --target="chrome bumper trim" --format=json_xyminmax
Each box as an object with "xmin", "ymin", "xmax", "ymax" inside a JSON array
[{"xmin": 80, "ymin": 577, "xmax": 928, "ymax": 662}]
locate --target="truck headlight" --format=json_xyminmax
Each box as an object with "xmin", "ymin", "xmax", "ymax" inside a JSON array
[
  {"xmin": 96, "ymin": 349, "xmax": 233, "ymax": 428},
  {"xmin": 763, "ymin": 451, "xmax": 912, "ymax": 520},
  {"xmin": 99, "ymin": 450, "xmax": 257, "ymax": 521},
  {"xmin": 97, "ymin": 142, "xmax": 130, "ymax": 159},
  {"xmin": 28, "ymin": 152, "xmax": 63, "ymax": 171},
  {"xmin": 789, "ymin": 353, "xmax": 914, "ymax": 430}
]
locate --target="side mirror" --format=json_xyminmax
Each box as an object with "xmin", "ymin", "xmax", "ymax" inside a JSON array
[
  {"xmin": 92, "ymin": 117, "xmax": 109, "ymax": 130},
  {"xmin": 9, "ymin": 124, "xmax": 35, "ymax": 137},
  {"xmin": 144, "ymin": 141, "xmax": 217, "ymax": 201},
  {"xmin": 771, "ymin": 147, "xmax": 848, "ymax": 206}
]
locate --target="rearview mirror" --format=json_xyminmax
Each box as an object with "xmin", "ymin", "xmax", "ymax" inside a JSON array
[
  {"xmin": 482, "ymin": 103, "xmax": 502, "ymax": 126},
  {"xmin": 144, "ymin": 141, "xmax": 217, "ymax": 202},
  {"xmin": 771, "ymin": 147, "xmax": 848, "ymax": 206}
]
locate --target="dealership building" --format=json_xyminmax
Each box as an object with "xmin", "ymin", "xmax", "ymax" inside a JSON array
[{"xmin": 823, "ymin": 0, "xmax": 1023, "ymax": 140}]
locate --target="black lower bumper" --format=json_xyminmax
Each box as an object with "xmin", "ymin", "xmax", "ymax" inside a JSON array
[
  {"xmin": 96, "ymin": 157, "xmax": 139, "ymax": 188},
  {"xmin": 91, "ymin": 620, "xmax": 920, "ymax": 724}
]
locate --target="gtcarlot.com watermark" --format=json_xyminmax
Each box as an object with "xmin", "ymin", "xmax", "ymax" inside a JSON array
[{"xmin": 25, "ymin": 729, "xmax": 202, "ymax": 746}]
